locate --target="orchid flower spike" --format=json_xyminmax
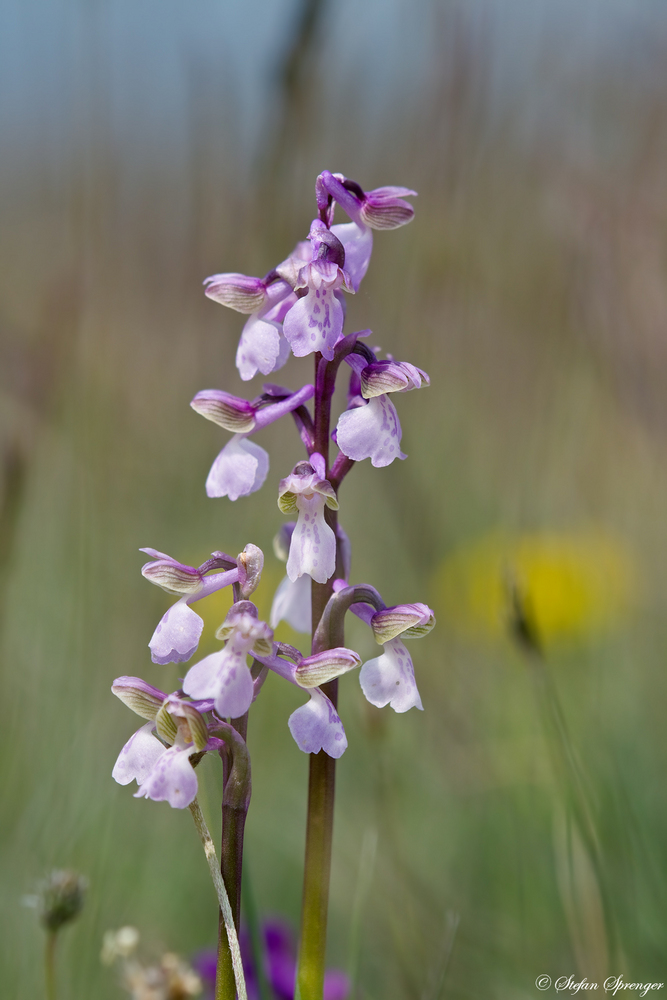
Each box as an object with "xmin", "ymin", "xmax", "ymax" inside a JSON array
[
  {"xmin": 278, "ymin": 460, "xmax": 339, "ymax": 584},
  {"xmin": 191, "ymin": 383, "xmax": 315, "ymax": 501},
  {"xmin": 111, "ymin": 680, "xmax": 216, "ymax": 809},
  {"xmin": 141, "ymin": 546, "xmax": 263, "ymax": 665},
  {"xmin": 182, "ymin": 602, "xmax": 273, "ymax": 719}
]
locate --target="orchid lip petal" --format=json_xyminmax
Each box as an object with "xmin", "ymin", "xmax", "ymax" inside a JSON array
[
  {"xmin": 288, "ymin": 688, "xmax": 348, "ymax": 757},
  {"xmin": 336, "ymin": 395, "xmax": 406, "ymax": 467},
  {"xmin": 359, "ymin": 638, "xmax": 423, "ymax": 713},
  {"xmin": 133, "ymin": 744, "xmax": 199, "ymax": 809}
]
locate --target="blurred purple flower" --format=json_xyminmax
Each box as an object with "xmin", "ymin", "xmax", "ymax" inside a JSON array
[{"xmin": 194, "ymin": 919, "xmax": 349, "ymax": 1000}]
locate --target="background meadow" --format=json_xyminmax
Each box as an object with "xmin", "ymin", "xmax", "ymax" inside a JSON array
[{"xmin": 2, "ymin": 1, "xmax": 667, "ymax": 996}]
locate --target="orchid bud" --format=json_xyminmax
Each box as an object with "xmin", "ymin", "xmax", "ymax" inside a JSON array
[
  {"xmin": 112, "ymin": 676, "xmax": 165, "ymax": 721},
  {"xmin": 360, "ymin": 360, "xmax": 430, "ymax": 398},
  {"xmin": 140, "ymin": 550, "xmax": 203, "ymax": 595},
  {"xmin": 237, "ymin": 543, "xmax": 264, "ymax": 598},
  {"xmin": 359, "ymin": 186, "xmax": 417, "ymax": 230},
  {"xmin": 295, "ymin": 647, "xmax": 362, "ymax": 688},
  {"xmin": 371, "ymin": 603, "xmax": 436, "ymax": 644},
  {"xmin": 203, "ymin": 273, "xmax": 266, "ymax": 313},
  {"xmin": 190, "ymin": 390, "xmax": 257, "ymax": 433}
]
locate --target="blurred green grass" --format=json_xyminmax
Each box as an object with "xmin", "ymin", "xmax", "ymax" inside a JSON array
[{"xmin": 3, "ymin": 3, "xmax": 667, "ymax": 997}]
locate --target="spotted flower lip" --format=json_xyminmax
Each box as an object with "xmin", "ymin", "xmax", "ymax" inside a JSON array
[
  {"xmin": 278, "ymin": 463, "xmax": 339, "ymax": 585},
  {"xmin": 281, "ymin": 221, "xmax": 355, "ymax": 362},
  {"xmin": 335, "ymin": 393, "xmax": 406, "ymax": 468}
]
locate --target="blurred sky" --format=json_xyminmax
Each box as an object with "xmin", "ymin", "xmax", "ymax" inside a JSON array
[{"xmin": 2, "ymin": 0, "xmax": 667, "ymax": 168}]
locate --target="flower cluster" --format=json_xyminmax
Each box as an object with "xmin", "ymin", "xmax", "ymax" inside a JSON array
[{"xmin": 112, "ymin": 172, "xmax": 435, "ymax": 815}]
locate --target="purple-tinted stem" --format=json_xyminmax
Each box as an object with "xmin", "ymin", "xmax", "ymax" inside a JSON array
[
  {"xmin": 292, "ymin": 405, "xmax": 315, "ymax": 453},
  {"xmin": 329, "ymin": 453, "xmax": 355, "ymax": 492},
  {"xmin": 216, "ymin": 713, "xmax": 250, "ymax": 1000},
  {"xmin": 254, "ymin": 383, "xmax": 315, "ymax": 430}
]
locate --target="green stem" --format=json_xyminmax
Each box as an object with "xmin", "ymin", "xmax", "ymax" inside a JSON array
[
  {"xmin": 188, "ymin": 797, "xmax": 248, "ymax": 1000},
  {"xmin": 296, "ymin": 716, "xmax": 337, "ymax": 1000},
  {"xmin": 44, "ymin": 930, "xmax": 57, "ymax": 1000}
]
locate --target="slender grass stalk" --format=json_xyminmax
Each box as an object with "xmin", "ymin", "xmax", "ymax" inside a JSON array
[
  {"xmin": 44, "ymin": 930, "xmax": 57, "ymax": 1000},
  {"xmin": 509, "ymin": 576, "xmax": 619, "ymax": 969},
  {"xmin": 347, "ymin": 827, "xmax": 378, "ymax": 992},
  {"xmin": 188, "ymin": 797, "xmax": 248, "ymax": 1000}
]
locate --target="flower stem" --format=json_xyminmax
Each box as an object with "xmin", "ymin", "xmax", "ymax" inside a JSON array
[
  {"xmin": 188, "ymin": 797, "xmax": 248, "ymax": 1000},
  {"xmin": 296, "ymin": 702, "xmax": 337, "ymax": 1000},
  {"xmin": 212, "ymin": 716, "xmax": 252, "ymax": 1000},
  {"xmin": 44, "ymin": 930, "xmax": 57, "ymax": 1000}
]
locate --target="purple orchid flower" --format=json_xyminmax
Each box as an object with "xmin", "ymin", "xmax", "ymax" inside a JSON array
[
  {"xmin": 256, "ymin": 648, "xmax": 353, "ymax": 758},
  {"xmin": 111, "ymin": 681, "xmax": 216, "ymax": 809},
  {"xmin": 194, "ymin": 918, "xmax": 349, "ymax": 1000},
  {"xmin": 277, "ymin": 460, "xmax": 339, "ymax": 584},
  {"xmin": 340, "ymin": 590, "xmax": 435, "ymax": 713},
  {"xmin": 335, "ymin": 351, "xmax": 429, "ymax": 468},
  {"xmin": 336, "ymin": 393, "xmax": 406, "ymax": 468},
  {"xmin": 141, "ymin": 549, "xmax": 244, "ymax": 665},
  {"xmin": 191, "ymin": 383, "xmax": 315, "ymax": 501},
  {"xmin": 182, "ymin": 602, "xmax": 273, "ymax": 719},
  {"xmin": 282, "ymin": 221, "xmax": 354, "ymax": 361},
  {"xmin": 270, "ymin": 522, "xmax": 352, "ymax": 635},
  {"xmin": 313, "ymin": 171, "xmax": 416, "ymax": 300},
  {"xmin": 204, "ymin": 241, "xmax": 312, "ymax": 382}
]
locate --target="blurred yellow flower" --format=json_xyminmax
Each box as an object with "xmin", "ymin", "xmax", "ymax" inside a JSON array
[{"xmin": 434, "ymin": 530, "xmax": 635, "ymax": 645}]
